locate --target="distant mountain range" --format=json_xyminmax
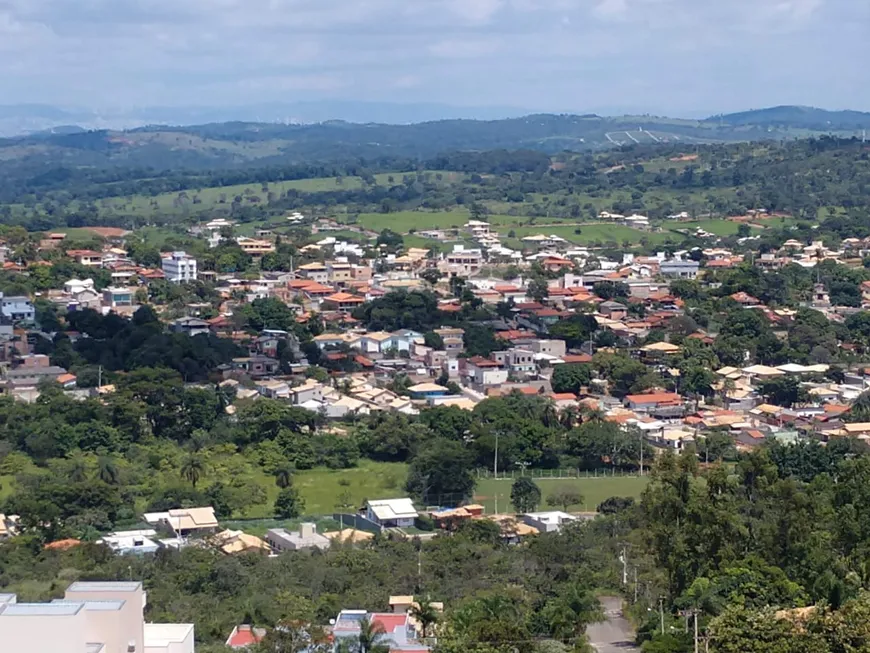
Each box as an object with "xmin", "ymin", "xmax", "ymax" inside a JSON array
[
  {"xmin": 0, "ymin": 101, "xmax": 535, "ymax": 137},
  {"xmin": 0, "ymin": 105, "xmax": 868, "ymax": 173},
  {"xmin": 1, "ymin": 102, "xmax": 869, "ymax": 138}
]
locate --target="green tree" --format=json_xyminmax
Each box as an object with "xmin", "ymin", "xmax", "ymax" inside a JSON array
[
  {"xmin": 180, "ymin": 454, "xmax": 205, "ymax": 488},
  {"xmin": 409, "ymin": 600, "xmax": 440, "ymax": 639},
  {"xmin": 511, "ymin": 477, "xmax": 541, "ymax": 514},
  {"xmin": 546, "ymin": 487, "xmax": 583, "ymax": 511},
  {"xmin": 274, "ymin": 485, "xmax": 305, "ymax": 519},
  {"xmin": 97, "ymin": 455, "xmax": 120, "ymax": 485},
  {"xmin": 551, "ymin": 364, "xmax": 592, "ymax": 395},
  {"xmin": 275, "ymin": 465, "xmax": 294, "ymax": 489},
  {"xmin": 406, "ymin": 438, "xmax": 475, "ymax": 505},
  {"xmin": 592, "ymin": 281, "xmax": 629, "ymax": 300},
  {"xmin": 419, "ymin": 269, "xmax": 443, "ymax": 286},
  {"xmin": 528, "ymin": 278, "xmax": 550, "ymax": 303}
]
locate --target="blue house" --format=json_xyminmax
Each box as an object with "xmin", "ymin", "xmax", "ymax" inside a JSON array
[
  {"xmin": 408, "ymin": 382, "xmax": 448, "ymax": 400},
  {"xmin": 0, "ymin": 294, "xmax": 34, "ymax": 323}
]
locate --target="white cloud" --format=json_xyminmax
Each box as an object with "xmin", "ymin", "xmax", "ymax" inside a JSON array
[{"xmin": 0, "ymin": 0, "xmax": 863, "ymax": 114}]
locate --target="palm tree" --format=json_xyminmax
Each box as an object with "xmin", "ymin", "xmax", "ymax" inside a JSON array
[
  {"xmin": 67, "ymin": 453, "xmax": 89, "ymax": 483},
  {"xmin": 354, "ymin": 618, "xmax": 391, "ymax": 653},
  {"xmin": 579, "ymin": 404, "xmax": 606, "ymax": 424},
  {"xmin": 559, "ymin": 405, "xmax": 581, "ymax": 430},
  {"xmin": 180, "ymin": 454, "xmax": 205, "ymax": 488},
  {"xmin": 97, "ymin": 455, "xmax": 120, "ymax": 485},
  {"xmin": 410, "ymin": 600, "xmax": 439, "ymax": 639},
  {"xmin": 275, "ymin": 465, "xmax": 294, "ymax": 489},
  {"xmin": 540, "ymin": 399, "xmax": 559, "ymax": 428}
]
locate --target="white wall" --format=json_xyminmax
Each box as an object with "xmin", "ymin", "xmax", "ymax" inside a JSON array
[{"xmin": 0, "ymin": 611, "xmax": 88, "ymax": 653}]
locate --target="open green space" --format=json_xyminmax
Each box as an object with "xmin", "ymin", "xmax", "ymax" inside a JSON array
[
  {"xmin": 474, "ymin": 474, "xmax": 649, "ymax": 514},
  {"xmin": 264, "ymin": 461, "xmax": 410, "ymax": 518},
  {"xmin": 498, "ymin": 223, "xmax": 673, "ymax": 247},
  {"xmin": 353, "ymin": 209, "xmax": 471, "ymax": 232},
  {"xmin": 0, "ymin": 475, "xmax": 15, "ymax": 502},
  {"xmin": 237, "ymin": 463, "xmax": 648, "ymax": 521}
]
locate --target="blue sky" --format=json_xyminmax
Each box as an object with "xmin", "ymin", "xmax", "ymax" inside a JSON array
[{"xmin": 0, "ymin": 0, "xmax": 868, "ymax": 116}]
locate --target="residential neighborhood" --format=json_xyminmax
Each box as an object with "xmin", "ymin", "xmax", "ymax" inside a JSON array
[{"xmin": 2, "ymin": 209, "xmax": 870, "ymax": 653}]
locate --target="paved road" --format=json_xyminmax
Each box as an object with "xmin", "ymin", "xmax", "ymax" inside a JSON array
[{"xmin": 587, "ymin": 597, "xmax": 640, "ymax": 653}]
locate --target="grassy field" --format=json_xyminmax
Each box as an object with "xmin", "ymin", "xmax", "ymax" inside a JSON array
[
  {"xmin": 473, "ymin": 474, "xmax": 649, "ymax": 514},
  {"xmin": 249, "ymin": 461, "xmax": 410, "ymax": 518},
  {"xmin": 353, "ymin": 210, "xmax": 472, "ymax": 232},
  {"xmin": 73, "ymin": 170, "xmax": 467, "ymax": 220},
  {"xmin": 239, "ymin": 462, "xmax": 647, "ymax": 520},
  {"xmin": 497, "ymin": 223, "xmax": 674, "ymax": 248},
  {"xmin": 0, "ymin": 475, "xmax": 15, "ymax": 502}
]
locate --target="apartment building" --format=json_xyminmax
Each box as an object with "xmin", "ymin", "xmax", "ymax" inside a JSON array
[
  {"xmin": 161, "ymin": 252, "xmax": 198, "ymax": 284},
  {"xmin": 0, "ymin": 581, "xmax": 194, "ymax": 653}
]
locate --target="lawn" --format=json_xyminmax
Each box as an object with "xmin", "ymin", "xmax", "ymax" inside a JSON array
[
  {"xmin": 667, "ymin": 219, "xmax": 746, "ymax": 237},
  {"xmin": 0, "ymin": 475, "xmax": 15, "ymax": 502},
  {"xmin": 354, "ymin": 210, "xmax": 472, "ymax": 233},
  {"xmin": 473, "ymin": 474, "xmax": 649, "ymax": 514},
  {"xmin": 496, "ymin": 223, "xmax": 673, "ymax": 247},
  {"xmin": 242, "ymin": 461, "xmax": 410, "ymax": 519}
]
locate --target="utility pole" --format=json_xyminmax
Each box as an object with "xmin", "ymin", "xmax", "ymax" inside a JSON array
[
  {"xmin": 620, "ymin": 544, "xmax": 628, "ymax": 586},
  {"xmin": 98, "ymin": 365, "xmax": 102, "ymax": 390},
  {"xmin": 659, "ymin": 597, "xmax": 665, "ymax": 635},
  {"xmin": 633, "ymin": 567, "xmax": 638, "ymax": 603},
  {"xmin": 639, "ymin": 429, "xmax": 644, "ymax": 476}
]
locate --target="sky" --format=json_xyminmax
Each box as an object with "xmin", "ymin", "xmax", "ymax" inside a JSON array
[{"xmin": 1, "ymin": 0, "xmax": 869, "ymax": 118}]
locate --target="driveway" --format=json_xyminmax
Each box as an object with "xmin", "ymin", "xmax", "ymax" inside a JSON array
[{"xmin": 586, "ymin": 596, "xmax": 639, "ymax": 653}]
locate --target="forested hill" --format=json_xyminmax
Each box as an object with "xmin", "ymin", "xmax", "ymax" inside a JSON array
[
  {"xmin": 711, "ymin": 105, "xmax": 870, "ymax": 131},
  {"xmin": 1, "ymin": 106, "xmax": 868, "ymax": 173}
]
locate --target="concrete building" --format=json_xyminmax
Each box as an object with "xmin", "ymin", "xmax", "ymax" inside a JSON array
[
  {"xmin": 265, "ymin": 523, "xmax": 330, "ymax": 552},
  {"xmin": 0, "ymin": 293, "xmax": 34, "ymax": 322},
  {"xmin": 99, "ymin": 530, "xmax": 160, "ymax": 555},
  {"xmin": 464, "ymin": 356, "xmax": 509, "ymax": 387},
  {"xmin": 522, "ymin": 511, "xmax": 579, "ymax": 533},
  {"xmin": 0, "ymin": 581, "xmax": 194, "ymax": 653},
  {"xmin": 102, "ymin": 287, "xmax": 135, "ymax": 309},
  {"xmin": 162, "ymin": 252, "xmax": 198, "ymax": 284},
  {"xmin": 660, "ymin": 260, "xmax": 700, "ymax": 279}
]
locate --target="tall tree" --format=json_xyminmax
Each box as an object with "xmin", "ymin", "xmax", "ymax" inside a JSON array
[
  {"xmin": 180, "ymin": 454, "xmax": 205, "ymax": 488},
  {"xmin": 511, "ymin": 477, "xmax": 542, "ymax": 514}
]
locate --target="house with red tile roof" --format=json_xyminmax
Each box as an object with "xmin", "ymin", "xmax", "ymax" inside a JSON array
[
  {"xmin": 463, "ymin": 356, "xmax": 508, "ymax": 387},
  {"xmin": 625, "ymin": 392, "xmax": 685, "ymax": 417},
  {"xmin": 226, "ymin": 625, "xmax": 266, "ymax": 649},
  {"xmin": 323, "ymin": 292, "xmax": 366, "ymax": 312}
]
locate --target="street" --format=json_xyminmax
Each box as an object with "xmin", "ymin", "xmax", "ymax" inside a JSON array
[{"xmin": 586, "ymin": 596, "xmax": 640, "ymax": 653}]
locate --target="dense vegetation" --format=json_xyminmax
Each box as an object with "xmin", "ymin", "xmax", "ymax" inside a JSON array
[{"xmin": 3, "ymin": 135, "xmax": 870, "ymax": 238}]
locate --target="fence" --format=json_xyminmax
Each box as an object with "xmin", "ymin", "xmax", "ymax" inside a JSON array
[
  {"xmin": 331, "ymin": 513, "xmax": 383, "ymax": 533},
  {"xmin": 476, "ymin": 468, "xmax": 644, "ymax": 481}
]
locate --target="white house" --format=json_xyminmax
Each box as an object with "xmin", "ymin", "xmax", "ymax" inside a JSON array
[
  {"xmin": 0, "ymin": 581, "xmax": 194, "ymax": 653},
  {"xmin": 522, "ymin": 511, "xmax": 579, "ymax": 533},
  {"xmin": 162, "ymin": 251, "xmax": 198, "ymax": 283},
  {"xmin": 366, "ymin": 498, "xmax": 418, "ymax": 528}
]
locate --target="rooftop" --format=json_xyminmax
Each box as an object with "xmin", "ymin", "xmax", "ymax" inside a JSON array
[
  {"xmin": 66, "ymin": 581, "xmax": 142, "ymax": 593},
  {"xmin": 0, "ymin": 602, "xmax": 84, "ymax": 616}
]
